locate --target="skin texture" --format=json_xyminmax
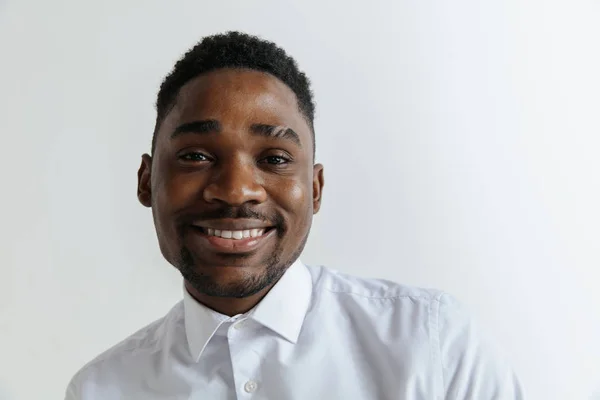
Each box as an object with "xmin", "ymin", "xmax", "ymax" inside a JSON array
[{"xmin": 137, "ymin": 68, "xmax": 324, "ymax": 316}]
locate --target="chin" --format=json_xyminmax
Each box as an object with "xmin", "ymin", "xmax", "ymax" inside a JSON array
[
  {"xmin": 197, "ymin": 263, "xmax": 260, "ymax": 279},
  {"xmin": 176, "ymin": 242, "xmax": 289, "ymax": 297},
  {"xmin": 185, "ymin": 267, "xmax": 274, "ymax": 298}
]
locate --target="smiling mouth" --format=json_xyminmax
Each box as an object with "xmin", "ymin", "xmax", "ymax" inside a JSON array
[
  {"xmin": 191, "ymin": 226, "xmax": 275, "ymax": 240},
  {"xmin": 187, "ymin": 224, "xmax": 277, "ymax": 254}
]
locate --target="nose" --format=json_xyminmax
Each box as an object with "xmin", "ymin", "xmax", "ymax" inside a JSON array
[{"xmin": 202, "ymin": 158, "xmax": 268, "ymax": 206}]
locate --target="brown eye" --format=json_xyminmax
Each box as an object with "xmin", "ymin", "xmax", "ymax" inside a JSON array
[
  {"xmin": 179, "ymin": 152, "xmax": 209, "ymax": 162},
  {"xmin": 262, "ymin": 155, "xmax": 290, "ymax": 165}
]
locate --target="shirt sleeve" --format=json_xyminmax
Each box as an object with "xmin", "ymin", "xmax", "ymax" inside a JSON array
[{"xmin": 436, "ymin": 292, "xmax": 525, "ymax": 400}]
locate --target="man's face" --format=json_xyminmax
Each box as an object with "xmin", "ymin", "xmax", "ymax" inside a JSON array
[{"xmin": 138, "ymin": 68, "xmax": 323, "ymax": 298}]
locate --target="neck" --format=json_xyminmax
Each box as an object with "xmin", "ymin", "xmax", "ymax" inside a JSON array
[{"xmin": 184, "ymin": 282, "xmax": 274, "ymax": 316}]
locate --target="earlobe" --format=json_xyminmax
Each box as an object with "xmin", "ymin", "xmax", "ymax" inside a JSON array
[
  {"xmin": 312, "ymin": 164, "xmax": 324, "ymax": 214},
  {"xmin": 137, "ymin": 154, "xmax": 153, "ymax": 208}
]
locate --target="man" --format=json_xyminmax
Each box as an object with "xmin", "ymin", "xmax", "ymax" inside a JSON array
[{"xmin": 66, "ymin": 32, "xmax": 523, "ymax": 399}]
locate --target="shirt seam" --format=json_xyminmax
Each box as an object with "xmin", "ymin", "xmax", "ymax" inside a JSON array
[
  {"xmin": 80, "ymin": 337, "xmax": 161, "ymax": 371},
  {"xmin": 432, "ymin": 291, "xmax": 445, "ymax": 400},
  {"xmin": 324, "ymin": 288, "xmax": 433, "ymax": 300},
  {"xmin": 75, "ymin": 309, "xmax": 174, "ymax": 373}
]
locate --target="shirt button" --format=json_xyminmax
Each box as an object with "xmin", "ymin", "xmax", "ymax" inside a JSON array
[{"xmin": 244, "ymin": 380, "xmax": 258, "ymax": 393}]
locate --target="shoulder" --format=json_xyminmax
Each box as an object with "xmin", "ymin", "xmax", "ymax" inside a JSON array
[
  {"xmin": 306, "ymin": 264, "xmax": 444, "ymax": 302},
  {"xmin": 303, "ymin": 265, "xmax": 486, "ymax": 340},
  {"xmin": 304, "ymin": 264, "xmax": 453, "ymax": 328},
  {"xmin": 303, "ymin": 265, "xmax": 482, "ymax": 329},
  {"xmin": 66, "ymin": 302, "xmax": 184, "ymax": 394},
  {"xmin": 304, "ymin": 266, "xmax": 523, "ymax": 396}
]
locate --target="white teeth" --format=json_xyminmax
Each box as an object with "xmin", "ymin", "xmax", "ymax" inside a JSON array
[
  {"xmin": 250, "ymin": 229, "xmax": 265, "ymax": 238},
  {"xmin": 203, "ymin": 228, "xmax": 267, "ymax": 239}
]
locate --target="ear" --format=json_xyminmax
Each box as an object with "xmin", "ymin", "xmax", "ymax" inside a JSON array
[
  {"xmin": 137, "ymin": 154, "xmax": 153, "ymax": 207},
  {"xmin": 312, "ymin": 163, "xmax": 324, "ymax": 214}
]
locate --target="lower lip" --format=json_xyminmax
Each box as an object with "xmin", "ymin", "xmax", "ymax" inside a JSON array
[{"xmin": 188, "ymin": 227, "xmax": 276, "ymax": 253}]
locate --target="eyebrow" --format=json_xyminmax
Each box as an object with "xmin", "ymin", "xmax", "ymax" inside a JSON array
[
  {"xmin": 250, "ymin": 124, "xmax": 302, "ymax": 147},
  {"xmin": 171, "ymin": 120, "xmax": 221, "ymax": 138},
  {"xmin": 170, "ymin": 120, "xmax": 302, "ymax": 148}
]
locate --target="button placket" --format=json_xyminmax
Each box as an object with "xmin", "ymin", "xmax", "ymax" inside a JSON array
[{"xmin": 228, "ymin": 324, "xmax": 262, "ymax": 398}]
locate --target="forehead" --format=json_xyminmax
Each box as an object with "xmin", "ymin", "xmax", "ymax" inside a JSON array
[{"xmin": 157, "ymin": 68, "xmax": 311, "ymax": 148}]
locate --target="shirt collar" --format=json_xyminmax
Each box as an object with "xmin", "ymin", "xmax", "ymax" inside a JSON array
[
  {"xmin": 183, "ymin": 287, "xmax": 229, "ymax": 362},
  {"xmin": 183, "ymin": 260, "xmax": 313, "ymax": 362},
  {"xmin": 250, "ymin": 259, "xmax": 313, "ymax": 344}
]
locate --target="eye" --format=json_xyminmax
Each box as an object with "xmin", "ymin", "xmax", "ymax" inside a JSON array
[
  {"xmin": 178, "ymin": 151, "xmax": 210, "ymax": 162},
  {"xmin": 261, "ymin": 155, "xmax": 291, "ymax": 165}
]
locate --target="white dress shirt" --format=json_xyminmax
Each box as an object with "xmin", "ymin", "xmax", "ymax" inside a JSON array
[{"xmin": 66, "ymin": 261, "xmax": 523, "ymax": 399}]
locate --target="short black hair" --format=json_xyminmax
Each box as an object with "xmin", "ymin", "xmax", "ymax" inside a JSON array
[{"xmin": 152, "ymin": 31, "xmax": 316, "ymax": 157}]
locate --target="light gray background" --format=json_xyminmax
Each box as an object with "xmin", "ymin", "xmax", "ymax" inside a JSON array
[{"xmin": 1, "ymin": 1, "xmax": 599, "ymax": 399}]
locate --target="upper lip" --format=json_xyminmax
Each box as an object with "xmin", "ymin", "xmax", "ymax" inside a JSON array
[{"xmin": 191, "ymin": 218, "xmax": 273, "ymax": 231}]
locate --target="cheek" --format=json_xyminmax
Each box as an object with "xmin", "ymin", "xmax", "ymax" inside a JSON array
[
  {"xmin": 155, "ymin": 172, "xmax": 201, "ymax": 211},
  {"xmin": 153, "ymin": 171, "xmax": 204, "ymax": 243},
  {"xmin": 287, "ymin": 185, "xmax": 305, "ymax": 204},
  {"xmin": 270, "ymin": 179, "xmax": 313, "ymax": 228}
]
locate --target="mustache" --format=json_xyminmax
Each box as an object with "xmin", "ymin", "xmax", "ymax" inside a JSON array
[{"xmin": 176, "ymin": 205, "xmax": 284, "ymax": 228}]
